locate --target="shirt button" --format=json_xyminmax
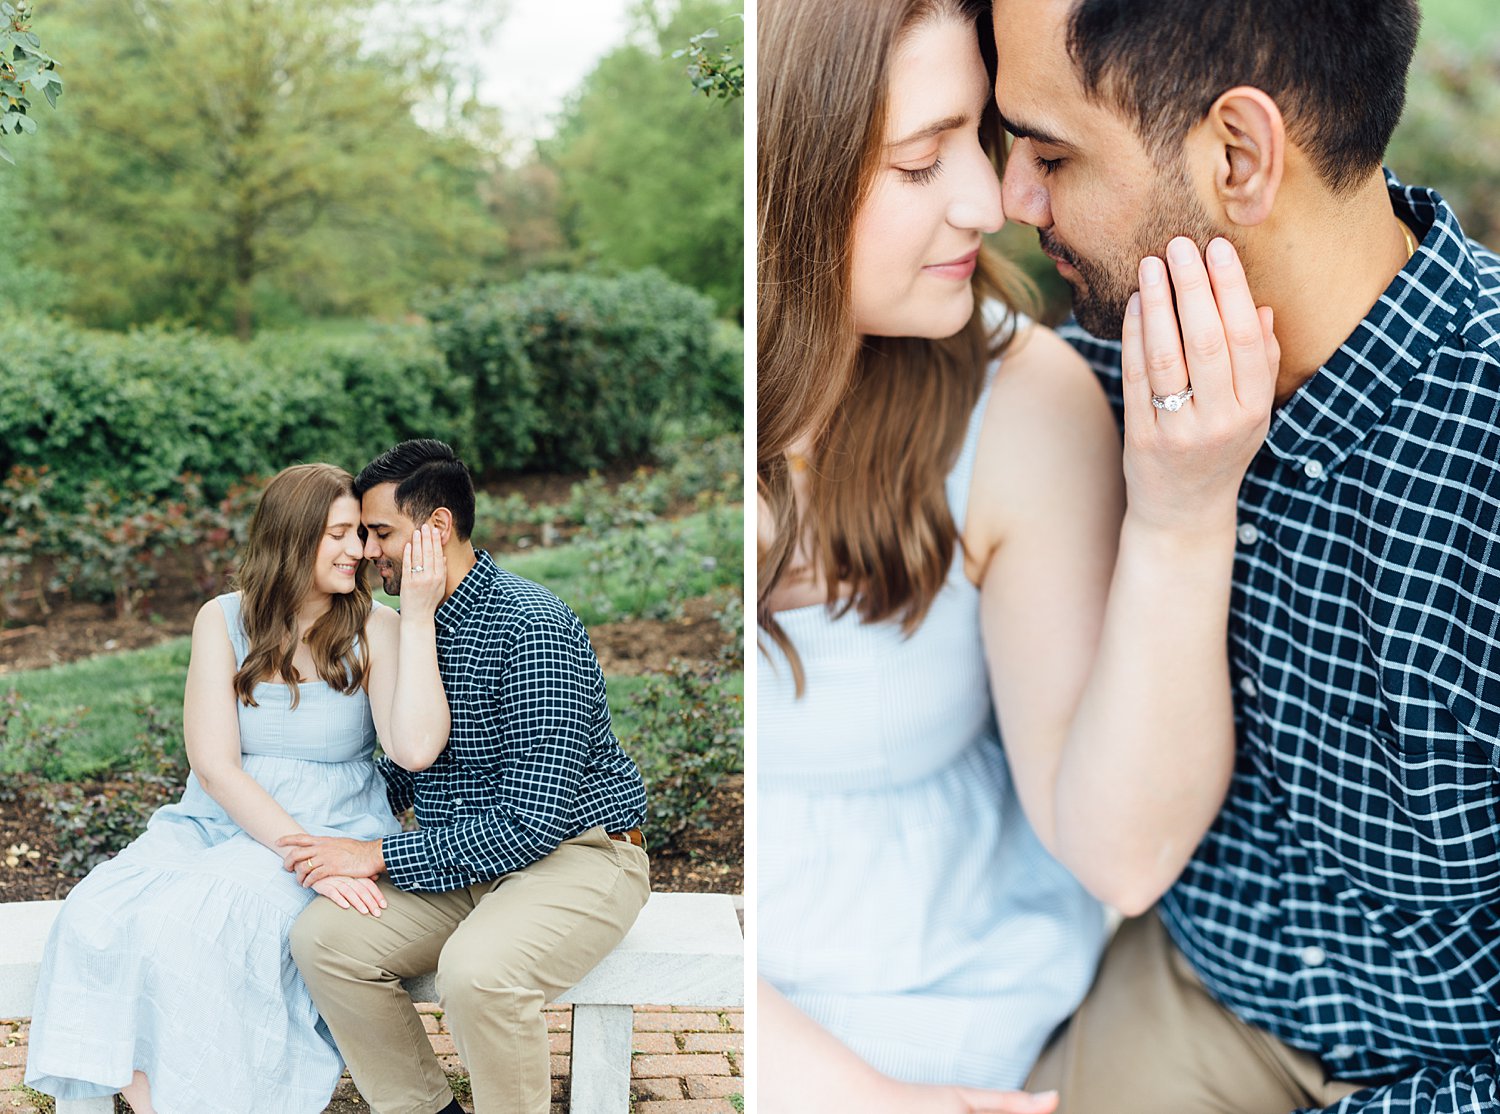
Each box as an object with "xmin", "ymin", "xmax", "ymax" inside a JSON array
[
  {"xmin": 1330, "ymin": 1044, "xmax": 1357, "ymax": 1060},
  {"xmin": 1303, "ymin": 460, "xmax": 1325, "ymax": 480},
  {"xmin": 1301, "ymin": 946, "xmax": 1327, "ymax": 967},
  {"xmin": 1237, "ymin": 522, "xmax": 1260, "ymax": 545},
  {"xmin": 1239, "ymin": 676, "xmax": 1258, "ymax": 698},
  {"xmin": 454, "ymin": 798, "xmax": 464, "ymax": 807}
]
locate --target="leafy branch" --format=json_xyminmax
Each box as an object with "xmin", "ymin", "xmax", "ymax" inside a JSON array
[
  {"xmin": 1, "ymin": 0, "xmax": 62, "ymax": 164},
  {"xmin": 672, "ymin": 15, "xmax": 743, "ymax": 102}
]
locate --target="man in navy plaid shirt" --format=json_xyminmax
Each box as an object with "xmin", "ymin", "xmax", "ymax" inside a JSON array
[
  {"xmin": 992, "ymin": 0, "xmax": 1500, "ymax": 1111},
  {"xmin": 283, "ymin": 440, "xmax": 650, "ymax": 1114}
]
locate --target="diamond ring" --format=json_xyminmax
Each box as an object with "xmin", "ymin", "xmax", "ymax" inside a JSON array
[
  {"xmin": 412, "ymin": 565, "xmax": 425, "ymax": 573},
  {"xmin": 1151, "ymin": 386, "xmax": 1194, "ymax": 413}
]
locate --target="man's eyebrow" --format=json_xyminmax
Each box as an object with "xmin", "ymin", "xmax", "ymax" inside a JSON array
[
  {"xmin": 362, "ymin": 519, "xmax": 390, "ymax": 530},
  {"xmin": 887, "ymin": 113, "xmax": 970, "ymax": 148},
  {"xmin": 997, "ymin": 111, "xmax": 1073, "ymax": 150}
]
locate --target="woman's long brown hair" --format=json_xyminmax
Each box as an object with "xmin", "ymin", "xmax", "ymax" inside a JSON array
[
  {"xmin": 758, "ymin": 0, "xmax": 1034, "ymax": 692},
  {"xmin": 232, "ymin": 463, "xmax": 371, "ymax": 707}
]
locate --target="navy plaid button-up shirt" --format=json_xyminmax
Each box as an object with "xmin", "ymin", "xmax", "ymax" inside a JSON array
[
  {"xmin": 1062, "ymin": 176, "xmax": 1500, "ymax": 1113},
  {"xmin": 377, "ymin": 550, "xmax": 647, "ymax": 893}
]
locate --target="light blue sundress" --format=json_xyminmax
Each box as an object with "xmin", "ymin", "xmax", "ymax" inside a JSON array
[
  {"xmin": 25, "ymin": 592, "xmax": 401, "ymax": 1114},
  {"xmin": 758, "ymin": 361, "xmax": 1108, "ymax": 1089}
]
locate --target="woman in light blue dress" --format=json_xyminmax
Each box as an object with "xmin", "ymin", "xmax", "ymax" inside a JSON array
[
  {"xmin": 25, "ymin": 462, "xmax": 453, "ymax": 1113},
  {"xmin": 757, "ymin": 1, "xmax": 1278, "ymax": 1111}
]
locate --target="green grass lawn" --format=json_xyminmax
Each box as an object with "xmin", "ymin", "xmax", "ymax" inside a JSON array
[
  {"xmin": 4, "ymin": 494, "xmax": 741, "ymax": 780},
  {"xmin": 1, "ymin": 641, "xmax": 741, "ymax": 781},
  {"xmin": 373, "ymin": 505, "xmax": 742, "ymax": 627},
  {"xmin": 2, "ymin": 638, "xmax": 192, "ymax": 780}
]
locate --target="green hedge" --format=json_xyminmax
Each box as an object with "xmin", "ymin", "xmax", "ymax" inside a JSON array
[
  {"xmin": 431, "ymin": 268, "xmax": 740, "ymax": 475},
  {"xmin": 0, "ymin": 267, "xmax": 742, "ymax": 513},
  {"xmin": 0, "ymin": 318, "xmax": 465, "ymax": 511}
]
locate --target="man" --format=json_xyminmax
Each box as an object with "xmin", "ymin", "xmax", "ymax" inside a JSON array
[
  {"xmin": 280, "ymin": 439, "xmax": 650, "ymax": 1114},
  {"xmin": 991, "ymin": 1, "xmax": 1500, "ymax": 1111}
]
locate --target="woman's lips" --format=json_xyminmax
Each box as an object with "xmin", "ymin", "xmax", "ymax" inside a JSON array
[{"xmin": 923, "ymin": 248, "xmax": 979, "ymax": 280}]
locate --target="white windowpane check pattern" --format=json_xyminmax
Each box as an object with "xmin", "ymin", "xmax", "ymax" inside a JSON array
[
  {"xmin": 1061, "ymin": 175, "xmax": 1500, "ymax": 1113},
  {"xmin": 378, "ymin": 551, "xmax": 647, "ymax": 893}
]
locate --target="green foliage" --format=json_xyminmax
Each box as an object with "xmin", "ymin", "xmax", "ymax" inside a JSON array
[
  {"xmin": 547, "ymin": 0, "xmax": 744, "ymax": 317},
  {"xmin": 0, "ymin": 318, "xmax": 464, "ymax": 514},
  {"xmin": 37, "ymin": 701, "xmax": 189, "ymax": 875},
  {"xmin": 1388, "ymin": 39, "xmax": 1500, "ymax": 247},
  {"xmin": 0, "ymin": 0, "xmax": 62, "ymax": 166},
  {"xmin": 0, "ymin": 687, "xmax": 81, "ymax": 784},
  {"xmin": 431, "ymin": 269, "xmax": 730, "ymax": 475},
  {"xmin": 471, "ymin": 431, "xmax": 743, "ymax": 548},
  {"xmin": 626, "ymin": 658, "xmax": 743, "ymax": 852},
  {"xmin": 499, "ymin": 503, "xmax": 742, "ymax": 627},
  {"xmin": 6, "ymin": 0, "xmax": 500, "ymax": 336},
  {"xmin": 577, "ymin": 498, "xmax": 740, "ymax": 622},
  {"xmin": 3, "ymin": 639, "xmax": 191, "ymax": 778},
  {"xmin": 672, "ymin": 16, "xmax": 744, "ymax": 101}
]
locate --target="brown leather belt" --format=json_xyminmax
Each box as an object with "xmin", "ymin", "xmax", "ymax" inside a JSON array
[{"xmin": 608, "ymin": 828, "xmax": 646, "ymax": 849}]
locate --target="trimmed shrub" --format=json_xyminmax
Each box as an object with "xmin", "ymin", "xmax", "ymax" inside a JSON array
[
  {"xmin": 0, "ymin": 318, "xmax": 465, "ymax": 513},
  {"xmin": 431, "ymin": 269, "xmax": 731, "ymax": 475}
]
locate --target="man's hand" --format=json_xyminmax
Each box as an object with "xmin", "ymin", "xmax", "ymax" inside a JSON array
[
  {"xmin": 309, "ymin": 874, "xmax": 388, "ymax": 916},
  {"xmin": 276, "ymin": 834, "xmax": 385, "ymax": 887}
]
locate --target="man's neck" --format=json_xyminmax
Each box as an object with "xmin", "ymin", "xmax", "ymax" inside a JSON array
[
  {"xmin": 442, "ymin": 543, "xmax": 479, "ymax": 602},
  {"xmin": 1246, "ymin": 171, "xmax": 1412, "ymax": 407}
]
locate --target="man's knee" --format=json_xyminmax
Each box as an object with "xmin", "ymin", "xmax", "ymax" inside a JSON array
[
  {"xmin": 289, "ymin": 896, "xmax": 352, "ymax": 969},
  {"xmin": 434, "ymin": 945, "xmax": 542, "ymax": 1016}
]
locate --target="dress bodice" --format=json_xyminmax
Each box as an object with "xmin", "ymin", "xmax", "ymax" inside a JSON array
[{"xmin": 217, "ymin": 592, "xmax": 379, "ymax": 764}]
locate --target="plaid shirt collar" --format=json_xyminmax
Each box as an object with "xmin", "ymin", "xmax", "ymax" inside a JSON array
[
  {"xmin": 433, "ymin": 548, "xmax": 500, "ymax": 634},
  {"xmin": 1265, "ymin": 175, "xmax": 1480, "ymax": 480}
]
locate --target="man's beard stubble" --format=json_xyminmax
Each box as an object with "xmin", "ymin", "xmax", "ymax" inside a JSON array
[{"xmin": 1045, "ymin": 165, "xmax": 1233, "ymax": 340}]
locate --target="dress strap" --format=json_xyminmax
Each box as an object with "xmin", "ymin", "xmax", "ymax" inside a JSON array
[
  {"xmin": 945, "ymin": 357, "xmax": 1004, "ymax": 531},
  {"xmin": 215, "ymin": 592, "xmax": 251, "ymax": 667}
]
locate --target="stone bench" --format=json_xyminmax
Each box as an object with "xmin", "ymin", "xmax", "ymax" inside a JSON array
[{"xmin": 1, "ymin": 890, "xmax": 743, "ymax": 1114}]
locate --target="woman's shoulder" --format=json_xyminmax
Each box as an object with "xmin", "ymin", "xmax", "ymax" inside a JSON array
[
  {"xmin": 994, "ymin": 322, "xmax": 1095, "ymax": 393},
  {"xmin": 983, "ymin": 323, "xmax": 1112, "ymax": 442},
  {"xmin": 964, "ymin": 322, "xmax": 1122, "ymax": 551},
  {"xmin": 364, "ymin": 598, "xmax": 399, "ymax": 641},
  {"xmin": 195, "ymin": 591, "xmax": 237, "ymax": 628}
]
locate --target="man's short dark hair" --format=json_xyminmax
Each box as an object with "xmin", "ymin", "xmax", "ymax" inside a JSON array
[
  {"xmin": 354, "ymin": 439, "xmax": 476, "ymax": 541},
  {"xmin": 1066, "ymin": 0, "xmax": 1421, "ymax": 193}
]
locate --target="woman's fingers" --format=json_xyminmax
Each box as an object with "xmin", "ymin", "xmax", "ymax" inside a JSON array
[
  {"xmin": 352, "ymin": 876, "xmax": 386, "ymax": 915},
  {"xmin": 1202, "ymin": 237, "xmax": 1274, "ymax": 410},
  {"xmin": 1137, "ymin": 253, "xmax": 1190, "ymax": 405},
  {"xmin": 1161, "ymin": 236, "xmax": 1234, "ymax": 411},
  {"xmin": 953, "ymin": 1087, "xmax": 1059, "ymax": 1114},
  {"xmin": 1120, "ymin": 291, "xmax": 1153, "ymax": 441}
]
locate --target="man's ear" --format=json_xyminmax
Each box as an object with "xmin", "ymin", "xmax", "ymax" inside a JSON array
[
  {"xmin": 429, "ymin": 507, "xmax": 455, "ymax": 546},
  {"xmin": 1191, "ymin": 85, "xmax": 1284, "ymax": 228}
]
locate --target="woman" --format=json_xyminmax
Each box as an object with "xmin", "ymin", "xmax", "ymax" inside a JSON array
[
  {"xmin": 25, "ymin": 463, "xmax": 451, "ymax": 1113},
  {"xmin": 758, "ymin": 0, "xmax": 1277, "ymax": 1110}
]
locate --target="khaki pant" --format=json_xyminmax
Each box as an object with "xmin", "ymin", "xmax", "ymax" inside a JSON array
[
  {"xmin": 290, "ymin": 826, "xmax": 650, "ymax": 1114},
  {"xmin": 1027, "ymin": 911, "xmax": 1373, "ymax": 1114}
]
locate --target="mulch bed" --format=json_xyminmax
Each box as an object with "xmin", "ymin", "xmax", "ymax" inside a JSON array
[
  {"xmin": 0, "ymin": 774, "xmax": 743, "ymax": 904},
  {"xmin": 0, "ymin": 593, "xmax": 729, "ymax": 679}
]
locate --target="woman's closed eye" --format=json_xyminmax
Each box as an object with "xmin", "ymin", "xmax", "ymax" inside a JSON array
[{"xmin": 899, "ymin": 157, "xmax": 944, "ymax": 185}]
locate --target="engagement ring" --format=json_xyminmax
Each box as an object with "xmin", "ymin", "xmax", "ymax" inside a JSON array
[
  {"xmin": 1151, "ymin": 386, "xmax": 1194, "ymax": 413},
  {"xmin": 412, "ymin": 565, "xmax": 425, "ymax": 573}
]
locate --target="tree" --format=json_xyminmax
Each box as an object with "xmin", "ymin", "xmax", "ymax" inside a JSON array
[
  {"xmin": 546, "ymin": 0, "xmax": 743, "ymax": 318},
  {"xmin": 0, "ymin": 0, "xmax": 61, "ymax": 165},
  {"xmin": 14, "ymin": 0, "xmax": 504, "ymax": 337}
]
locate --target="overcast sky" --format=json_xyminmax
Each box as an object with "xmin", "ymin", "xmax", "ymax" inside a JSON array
[{"xmin": 469, "ymin": 0, "xmax": 635, "ymax": 143}]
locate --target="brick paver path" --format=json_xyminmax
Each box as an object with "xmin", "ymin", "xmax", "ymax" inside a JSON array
[{"xmin": 0, "ymin": 1003, "xmax": 744, "ymax": 1113}]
